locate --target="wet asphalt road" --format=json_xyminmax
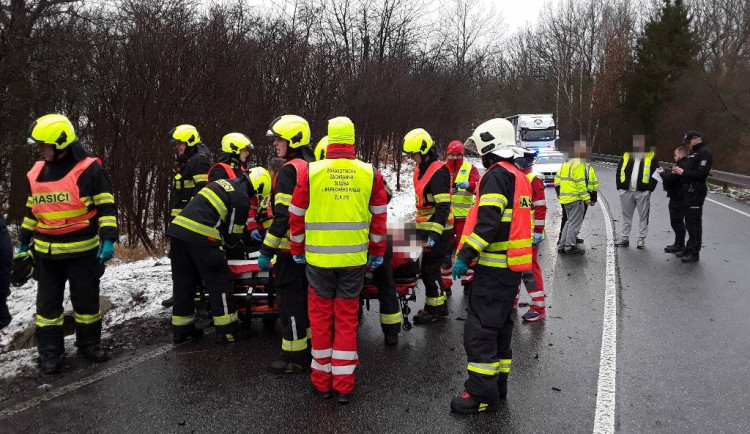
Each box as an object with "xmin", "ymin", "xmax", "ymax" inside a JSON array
[{"xmin": 2, "ymin": 165, "xmax": 749, "ymax": 433}]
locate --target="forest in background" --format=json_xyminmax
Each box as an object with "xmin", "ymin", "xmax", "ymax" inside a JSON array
[{"xmin": 1, "ymin": 0, "xmax": 748, "ymax": 247}]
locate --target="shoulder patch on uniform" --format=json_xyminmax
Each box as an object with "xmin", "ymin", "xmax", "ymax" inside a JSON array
[{"xmin": 216, "ymin": 179, "xmax": 234, "ymax": 192}]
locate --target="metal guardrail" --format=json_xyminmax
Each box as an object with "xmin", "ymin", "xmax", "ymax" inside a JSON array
[{"xmin": 591, "ymin": 153, "xmax": 750, "ymax": 189}]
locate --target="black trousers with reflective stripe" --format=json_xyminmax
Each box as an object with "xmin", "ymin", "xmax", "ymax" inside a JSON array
[
  {"xmin": 36, "ymin": 250, "xmax": 104, "ymax": 348},
  {"xmin": 420, "ymin": 230, "xmax": 451, "ymax": 313},
  {"xmin": 373, "ymin": 242, "xmax": 401, "ymax": 335},
  {"xmin": 464, "ymin": 265, "xmax": 518, "ymax": 401},
  {"xmin": 170, "ymin": 238, "xmax": 236, "ymax": 333},
  {"xmin": 274, "ymin": 252, "xmax": 311, "ymax": 364}
]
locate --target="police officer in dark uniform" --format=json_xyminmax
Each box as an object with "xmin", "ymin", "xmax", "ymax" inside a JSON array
[
  {"xmin": 167, "ymin": 175, "xmax": 255, "ymax": 344},
  {"xmin": 672, "ymin": 131, "xmax": 712, "ymax": 263},
  {"xmin": 658, "ymin": 146, "xmax": 688, "ymax": 253}
]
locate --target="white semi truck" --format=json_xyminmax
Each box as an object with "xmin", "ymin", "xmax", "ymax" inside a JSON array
[{"xmin": 506, "ymin": 114, "xmax": 558, "ymax": 151}]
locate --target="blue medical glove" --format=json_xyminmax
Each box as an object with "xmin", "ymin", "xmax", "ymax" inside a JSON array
[
  {"xmin": 452, "ymin": 187, "xmax": 459, "ymax": 194},
  {"xmin": 456, "ymin": 181, "xmax": 470, "ymax": 190},
  {"xmin": 97, "ymin": 239, "xmax": 115, "ymax": 264},
  {"xmin": 293, "ymin": 254, "xmax": 306, "ymax": 265},
  {"xmin": 250, "ymin": 229, "xmax": 263, "ymax": 242},
  {"xmin": 367, "ymin": 255, "xmax": 384, "ymax": 270},
  {"xmin": 532, "ymin": 233, "xmax": 544, "ymax": 245},
  {"xmin": 258, "ymin": 253, "xmax": 272, "ymax": 271},
  {"xmin": 16, "ymin": 242, "xmax": 29, "ymax": 254},
  {"xmin": 452, "ymin": 258, "xmax": 469, "ymax": 280}
]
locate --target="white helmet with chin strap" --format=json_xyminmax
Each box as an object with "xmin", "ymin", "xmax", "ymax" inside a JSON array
[{"xmin": 466, "ymin": 118, "xmax": 532, "ymax": 159}]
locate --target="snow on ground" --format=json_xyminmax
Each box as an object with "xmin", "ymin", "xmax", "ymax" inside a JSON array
[
  {"xmin": 0, "ymin": 159, "xmax": 426, "ymax": 378},
  {"xmin": 0, "ymin": 257, "xmax": 172, "ymax": 379}
]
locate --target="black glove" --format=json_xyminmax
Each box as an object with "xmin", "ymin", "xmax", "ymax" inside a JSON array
[{"xmin": 11, "ymin": 250, "xmax": 35, "ymax": 287}]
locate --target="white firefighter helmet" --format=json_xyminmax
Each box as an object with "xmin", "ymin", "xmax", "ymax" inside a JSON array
[{"xmin": 466, "ymin": 118, "xmax": 530, "ymax": 159}]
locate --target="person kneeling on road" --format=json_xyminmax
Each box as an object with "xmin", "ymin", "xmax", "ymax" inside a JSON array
[{"xmin": 167, "ymin": 175, "xmax": 256, "ymax": 344}]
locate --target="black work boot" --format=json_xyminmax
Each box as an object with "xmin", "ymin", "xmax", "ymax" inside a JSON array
[
  {"xmin": 664, "ymin": 243, "xmax": 685, "ymax": 253},
  {"xmin": 498, "ymin": 373, "xmax": 509, "ymax": 400},
  {"xmin": 37, "ymin": 326, "xmax": 65, "ymax": 375},
  {"xmin": 384, "ymin": 332, "xmax": 399, "ymax": 347},
  {"xmin": 214, "ymin": 327, "xmax": 251, "ymax": 344},
  {"xmin": 0, "ymin": 300, "xmax": 12, "ymax": 330},
  {"xmin": 312, "ymin": 385, "xmax": 332, "ymax": 400},
  {"xmin": 79, "ymin": 344, "xmax": 109, "ymax": 362},
  {"xmin": 681, "ymin": 253, "xmax": 700, "ymax": 263},
  {"xmin": 335, "ymin": 390, "xmax": 353, "ymax": 405},
  {"xmin": 450, "ymin": 391, "xmax": 499, "ymax": 414},
  {"xmin": 173, "ymin": 325, "xmax": 204, "ymax": 344},
  {"xmin": 675, "ymin": 250, "xmax": 691, "ymax": 258},
  {"xmin": 267, "ymin": 357, "xmax": 309, "ymax": 375},
  {"xmin": 76, "ymin": 320, "xmax": 109, "ymax": 363},
  {"xmin": 413, "ymin": 308, "xmax": 444, "ymax": 325},
  {"xmin": 161, "ymin": 296, "xmax": 175, "ymax": 308}
]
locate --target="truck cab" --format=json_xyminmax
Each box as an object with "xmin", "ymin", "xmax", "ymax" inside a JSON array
[{"xmin": 506, "ymin": 114, "xmax": 558, "ymax": 152}]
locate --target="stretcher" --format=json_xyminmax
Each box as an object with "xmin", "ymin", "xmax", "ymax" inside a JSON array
[
  {"xmin": 360, "ymin": 250, "xmax": 421, "ymax": 331},
  {"xmin": 226, "ymin": 247, "xmax": 278, "ymax": 326}
]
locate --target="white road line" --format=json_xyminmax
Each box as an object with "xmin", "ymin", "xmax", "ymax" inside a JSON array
[
  {"xmin": 0, "ymin": 343, "xmax": 177, "ymax": 420},
  {"xmin": 706, "ymin": 197, "xmax": 750, "ymax": 218},
  {"xmin": 593, "ymin": 196, "xmax": 618, "ymax": 434}
]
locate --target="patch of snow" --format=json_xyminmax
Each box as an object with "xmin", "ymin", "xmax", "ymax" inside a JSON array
[{"xmin": 0, "ymin": 257, "xmax": 172, "ymax": 378}]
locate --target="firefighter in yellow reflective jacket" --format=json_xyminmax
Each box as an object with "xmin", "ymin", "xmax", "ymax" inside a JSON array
[
  {"xmin": 258, "ymin": 114, "xmax": 316, "ymax": 374},
  {"xmin": 18, "ymin": 114, "xmax": 118, "ymax": 374},
  {"xmin": 288, "ymin": 117, "xmax": 388, "ymax": 404},
  {"xmin": 166, "ymin": 175, "xmax": 256, "ymax": 344},
  {"xmin": 169, "ymin": 124, "xmax": 210, "ymax": 220},
  {"xmin": 163, "ymin": 125, "xmax": 210, "ymax": 308},
  {"xmin": 554, "ymin": 141, "xmax": 592, "ymax": 254},
  {"xmin": 450, "ymin": 118, "xmax": 534, "ymax": 414},
  {"xmin": 403, "ymin": 128, "xmax": 454, "ymax": 324}
]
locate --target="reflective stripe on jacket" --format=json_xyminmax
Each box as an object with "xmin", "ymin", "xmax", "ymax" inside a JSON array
[
  {"xmin": 458, "ymin": 161, "xmax": 532, "ymax": 272},
  {"xmin": 28, "ymin": 157, "xmax": 100, "ymax": 236},
  {"xmin": 555, "ymin": 159, "xmax": 590, "ymax": 204},
  {"xmin": 451, "ymin": 160, "xmax": 474, "ymax": 218},
  {"xmin": 262, "ymin": 158, "xmax": 308, "ymax": 253},
  {"xmin": 414, "ymin": 161, "xmax": 454, "ymax": 233},
  {"xmin": 303, "ymin": 158, "xmax": 374, "ymax": 267}
]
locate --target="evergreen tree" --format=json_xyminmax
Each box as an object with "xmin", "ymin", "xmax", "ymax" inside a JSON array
[{"xmin": 624, "ymin": 0, "xmax": 700, "ymax": 134}]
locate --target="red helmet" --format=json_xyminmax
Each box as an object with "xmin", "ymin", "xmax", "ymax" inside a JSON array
[{"xmin": 447, "ymin": 140, "xmax": 464, "ymax": 155}]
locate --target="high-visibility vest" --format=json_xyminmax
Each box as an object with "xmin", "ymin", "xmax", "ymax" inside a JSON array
[
  {"xmin": 451, "ymin": 160, "xmax": 474, "ymax": 218},
  {"xmin": 209, "ymin": 162, "xmax": 244, "ymax": 179},
  {"xmin": 27, "ymin": 157, "xmax": 100, "ymax": 236},
  {"xmin": 557, "ymin": 159, "xmax": 590, "ymax": 205},
  {"xmin": 620, "ymin": 152, "xmax": 654, "ymax": 184},
  {"xmin": 304, "ymin": 158, "xmax": 374, "ymax": 268},
  {"xmin": 458, "ymin": 161, "xmax": 532, "ymax": 272},
  {"xmin": 585, "ymin": 164, "xmax": 599, "ymax": 191},
  {"xmin": 414, "ymin": 161, "xmax": 454, "ymax": 232},
  {"xmin": 266, "ymin": 158, "xmax": 308, "ymax": 252}
]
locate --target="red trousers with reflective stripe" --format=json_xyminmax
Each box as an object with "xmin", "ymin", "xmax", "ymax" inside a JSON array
[
  {"xmin": 308, "ymin": 290, "xmax": 360, "ymax": 394},
  {"xmin": 515, "ymin": 245, "xmax": 545, "ymax": 313}
]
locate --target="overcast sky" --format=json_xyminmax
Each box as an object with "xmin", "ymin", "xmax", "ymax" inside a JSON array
[{"xmin": 231, "ymin": 0, "xmax": 557, "ymax": 31}]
